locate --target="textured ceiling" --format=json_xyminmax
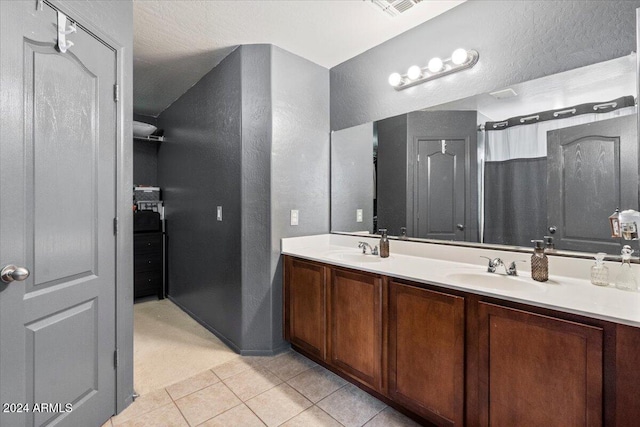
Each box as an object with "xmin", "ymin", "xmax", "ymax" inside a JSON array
[{"xmin": 133, "ymin": 0, "xmax": 465, "ymax": 116}]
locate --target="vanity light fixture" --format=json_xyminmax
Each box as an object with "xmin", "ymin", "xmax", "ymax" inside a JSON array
[{"xmin": 389, "ymin": 48, "xmax": 479, "ymax": 90}]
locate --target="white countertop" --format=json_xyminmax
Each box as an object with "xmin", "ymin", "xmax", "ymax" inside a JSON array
[{"xmin": 281, "ymin": 234, "xmax": 640, "ymax": 328}]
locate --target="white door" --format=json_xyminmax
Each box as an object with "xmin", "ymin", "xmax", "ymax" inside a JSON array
[{"xmin": 0, "ymin": 1, "xmax": 117, "ymax": 425}]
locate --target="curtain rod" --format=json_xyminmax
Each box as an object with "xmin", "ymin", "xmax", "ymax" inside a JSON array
[{"xmin": 478, "ymin": 95, "xmax": 636, "ymax": 132}]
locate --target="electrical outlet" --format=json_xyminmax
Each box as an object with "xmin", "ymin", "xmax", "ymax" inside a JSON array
[
  {"xmin": 217, "ymin": 206, "xmax": 222, "ymax": 221},
  {"xmin": 356, "ymin": 209, "xmax": 363, "ymax": 223},
  {"xmin": 290, "ymin": 209, "xmax": 299, "ymax": 226}
]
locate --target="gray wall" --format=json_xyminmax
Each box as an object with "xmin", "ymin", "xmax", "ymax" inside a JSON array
[
  {"xmin": 157, "ymin": 44, "xmax": 329, "ymax": 354},
  {"xmin": 330, "ymin": 0, "xmax": 640, "ymax": 130},
  {"xmin": 133, "ymin": 114, "xmax": 159, "ymax": 186},
  {"xmin": 270, "ymin": 46, "xmax": 330, "ymax": 351},
  {"xmin": 133, "ymin": 142, "xmax": 158, "ymax": 186},
  {"xmin": 376, "ymin": 115, "xmax": 407, "ymax": 236},
  {"xmin": 158, "ymin": 48, "xmax": 244, "ymax": 350},
  {"xmin": 331, "ymin": 122, "xmax": 374, "ymax": 233},
  {"xmin": 239, "ymin": 45, "xmax": 274, "ymax": 353}
]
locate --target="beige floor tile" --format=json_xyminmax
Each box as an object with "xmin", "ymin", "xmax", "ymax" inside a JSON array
[
  {"xmin": 223, "ymin": 366, "xmax": 282, "ymax": 401},
  {"xmin": 211, "ymin": 356, "xmax": 264, "ymax": 380},
  {"xmin": 287, "ymin": 365, "xmax": 347, "ymax": 403},
  {"xmin": 198, "ymin": 404, "xmax": 266, "ymax": 427},
  {"xmin": 245, "ymin": 383, "xmax": 312, "ymax": 427},
  {"xmin": 115, "ymin": 403, "xmax": 188, "ymax": 427},
  {"xmin": 363, "ymin": 407, "xmax": 421, "ymax": 427},
  {"xmin": 262, "ymin": 350, "xmax": 317, "ymax": 381},
  {"xmin": 317, "ymin": 384, "xmax": 386, "ymax": 427},
  {"xmin": 175, "ymin": 382, "xmax": 241, "ymax": 426},
  {"xmin": 166, "ymin": 370, "xmax": 220, "ymax": 400},
  {"xmin": 134, "ymin": 299, "xmax": 238, "ymax": 394},
  {"xmin": 101, "ymin": 419, "xmax": 113, "ymax": 427},
  {"xmin": 280, "ymin": 406, "xmax": 343, "ymax": 427},
  {"xmin": 111, "ymin": 389, "xmax": 173, "ymax": 425}
]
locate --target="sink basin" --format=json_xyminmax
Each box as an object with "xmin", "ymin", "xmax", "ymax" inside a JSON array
[
  {"xmin": 445, "ymin": 271, "xmax": 547, "ymax": 293},
  {"xmin": 325, "ymin": 252, "xmax": 383, "ymax": 263}
]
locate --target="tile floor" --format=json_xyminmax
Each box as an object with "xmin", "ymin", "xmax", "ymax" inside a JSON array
[{"xmin": 105, "ymin": 299, "xmax": 421, "ymax": 427}]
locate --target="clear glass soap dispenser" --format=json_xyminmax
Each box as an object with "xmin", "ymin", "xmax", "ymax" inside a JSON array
[
  {"xmin": 615, "ymin": 245, "xmax": 637, "ymax": 291},
  {"xmin": 590, "ymin": 252, "xmax": 609, "ymax": 286}
]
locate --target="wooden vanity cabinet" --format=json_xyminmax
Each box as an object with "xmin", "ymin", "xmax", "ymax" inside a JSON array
[
  {"xmin": 388, "ymin": 281, "xmax": 465, "ymax": 426},
  {"xmin": 283, "ymin": 255, "xmax": 640, "ymax": 426},
  {"xmin": 284, "ymin": 257, "xmax": 328, "ymax": 360},
  {"xmin": 329, "ymin": 268, "xmax": 383, "ymax": 392},
  {"xmin": 615, "ymin": 324, "xmax": 640, "ymax": 426},
  {"xmin": 478, "ymin": 302, "xmax": 603, "ymax": 427}
]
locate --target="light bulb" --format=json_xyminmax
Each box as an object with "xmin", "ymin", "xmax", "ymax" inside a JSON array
[
  {"xmin": 427, "ymin": 57, "xmax": 444, "ymax": 73},
  {"xmin": 388, "ymin": 72, "xmax": 403, "ymax": 87},
  {"xmin": 451, "ymin": 48, "xmax": 468, "ymax": 65},
  {"xmin": 407, "ymin": 65, "xmax": 422, "ymax": 81}
]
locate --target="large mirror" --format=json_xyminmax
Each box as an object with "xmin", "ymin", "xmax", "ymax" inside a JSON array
[{"xmin": 331, "ymin": 53, "xmax": 637, "ymax": 256}]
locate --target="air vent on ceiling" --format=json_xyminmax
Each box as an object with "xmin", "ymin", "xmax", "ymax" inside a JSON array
[
  {"xmin": 489, "ymin": 88, "xmax": 518, "ymax": 100},
  {"xmin": 371, "ymin": 0, "xmax": 423, "ymax": 17}
]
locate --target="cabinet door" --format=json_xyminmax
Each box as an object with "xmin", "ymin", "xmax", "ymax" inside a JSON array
[
  {"xmin": 329, "ymin": 268, "xmax": 382, "ymax": 391},
  {"xmin": 284, "ymin": 257, "xmax": 328, "ymax": 360},
  {"xmin": 615, "ymin": 324, "xmax": 640, "ymax": 427},
  {"xmin": 479, "ymin": 303, "xmax": 603, "ymax": 426},
  {"xmin": 388, "ymin": 281, "xmax": 465, "ymax": 426}
]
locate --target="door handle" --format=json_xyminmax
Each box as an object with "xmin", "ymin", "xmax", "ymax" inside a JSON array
[
  {"xmin": 548, "ymin": 226, "xmax": 557, "ymax": 234},
  {"xmin": 457, "ymin": 224, "xmax": 465, "ymax": 231},
  {"xmin": 1, "ymin": 265, "xmax": 30, "ymax": 283}
]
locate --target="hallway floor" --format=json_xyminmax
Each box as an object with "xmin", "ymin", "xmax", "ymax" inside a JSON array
[{"xmin": 104, "ymin": 299, "xmax": 420, "ymax": 427}]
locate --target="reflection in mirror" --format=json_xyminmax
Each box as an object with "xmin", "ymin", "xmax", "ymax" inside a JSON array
[{"xmin": 330, "ymin": 54, "xmax": 637, "ymax": 256}]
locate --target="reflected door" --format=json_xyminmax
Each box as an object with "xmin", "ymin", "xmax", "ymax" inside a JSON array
[
  {"xmin": 547, "ymin": 115, "xmax": 637, "ymax": 253},
  {"xmin": 0, "ymin": 2, "xmax": 117, "ymax": 426},
  {"xmin": 415, "ymin": 139, "xmax": 467, "ymax": 240}
]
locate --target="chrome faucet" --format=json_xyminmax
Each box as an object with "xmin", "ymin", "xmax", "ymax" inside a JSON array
[
  {"xmin": 358, "ymin": 241, "xmax": 379, "ymax": 255},
  {"xmin": 481, "ymin": 257, "xmax": 526, "ymax": 276}
]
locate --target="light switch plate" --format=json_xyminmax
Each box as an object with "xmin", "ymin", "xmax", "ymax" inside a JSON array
[
  {"xmin": 290, "ymin": 209, "xmax": 299, "ymax": 226},
  {"xmin": 217, "ymin": 206, "xmax": 222, "ymax": 221},
  {"xmin": 356, "ymin": 209, "xmax": 363, "ymax": 223}
]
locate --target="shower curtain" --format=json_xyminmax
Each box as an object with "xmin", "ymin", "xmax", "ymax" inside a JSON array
[{"xmin": 482, "ymin": 103, "xmax": 636, "ymax": 247}]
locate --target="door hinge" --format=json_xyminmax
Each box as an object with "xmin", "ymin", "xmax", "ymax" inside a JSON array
[
  {"xmin": 114, "ymin": 348, "xmax": 119, "ymax": 368},
  {"xmin": 113, "ymin": 84, "xmax": 119, "ymax": 102},
  {"xmin": 36, "ymin": 0, "xmax": 44, "ymax": 11},
  {"xmin": 113, "ymin": 217, "xmax": 119, "ymax": 235},
  {"xmin": 417, "ymin": 154, "xmax": 420, "ymax": 162}
]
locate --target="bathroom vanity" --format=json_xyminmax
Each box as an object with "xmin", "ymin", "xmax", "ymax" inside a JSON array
[{"xmin": 282, "ymin": 234, "xmax": 640, "ymax": 426}]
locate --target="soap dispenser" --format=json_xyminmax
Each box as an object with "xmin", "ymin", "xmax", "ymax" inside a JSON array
[
  {"xmin": 590, "ymin": 252, "xmax": 609, "ymax": 287},
  {"xmin": 379, "ymin": 228, "xmax": 389, "ymax": 258},
  {"xmin": 531, "ymin": 240, "xmax": 548, "ymax": 282},
  {"xmin": 615, "ymin": 245, "xmax": 637, "ymax": 291}
]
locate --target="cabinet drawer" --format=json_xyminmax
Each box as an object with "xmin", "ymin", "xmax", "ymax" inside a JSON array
[
  {"xmin": 134, "ymin": 271, "xmax": 162, "ymax": 298},
  {"xmin": 134, "ymin": 233, "xmax": 163, "ymax": 254},
  {"xmin": 134, "ymin": 253, "xmax": 163, "ymax": 273}
]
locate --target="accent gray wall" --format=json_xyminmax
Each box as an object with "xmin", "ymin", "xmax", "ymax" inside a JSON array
[
  {"xmin": 133, "ymin": 141, "xmax": 158, "ymax": 186},
  {"xmin": 157, "ymin": 44, "xmax": 329, "ymax": 353},
  {"xmin": 331, "ymin": 122, "xmax": 374, "ymax": 233},
  {"xmin": 240, "ymin": 45, "xmax": 274, "ymax": 353},
  {"xmin": 330, "ymin": 0, "xmax": 640, "ymax": 130},
  {"xmin": 270, "ymin": 46, "xmax": 330, "ymax": 350},
  {"xmin": 158, "ymin": 48, "xmax": 244, "ymax": 350},
  {"xmin": 133, "ymin": 114, "xmax": 159, "ymax": 186},
  {"xmin": 376, "ymin": 115, "xmax": 407, "ymax": 236}
]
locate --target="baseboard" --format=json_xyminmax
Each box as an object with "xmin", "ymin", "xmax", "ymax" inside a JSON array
[{"xmin": 167, "ymin": 295, "xmax": 242, "ymax": 354}]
